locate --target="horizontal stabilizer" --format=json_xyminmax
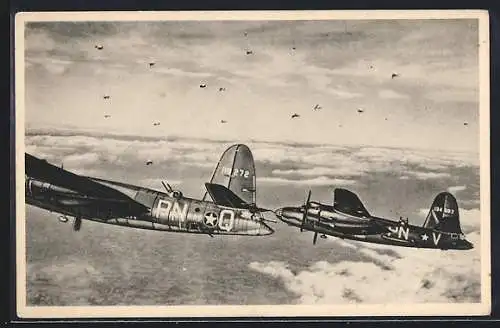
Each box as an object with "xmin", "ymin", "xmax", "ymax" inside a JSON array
[
  {"xmin": 205, "ymin": 183, "xmax": 250, "ymax": 209},
  {"xmin": 333, "ymin": 188, "xmax": 371, "ymax": 218}
]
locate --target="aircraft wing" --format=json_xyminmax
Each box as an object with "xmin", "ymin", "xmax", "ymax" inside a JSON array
[
  {"xmin": 25, "ymin": 153, "xmax": 149, "ymax": 215},
  {"xmin": 333, "ymin": 188, "xmax": 371, "ymax": 218},
  {"xmin": 204, "ymin": 183, "xmax": 250, "ymax": 209}
]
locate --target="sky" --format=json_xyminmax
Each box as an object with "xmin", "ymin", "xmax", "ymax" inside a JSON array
[{"xmin": 24, "ymin": 19, "xmax": 480, "ymax": 151}]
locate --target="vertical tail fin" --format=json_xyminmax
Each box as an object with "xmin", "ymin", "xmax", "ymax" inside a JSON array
[
  {"xmin": 203, "ymin": 144, "xmax": 256, "ymax": 206},
  {"xmin": 423, "ymin": 192, "xmax": 463, "ymax": 234}
]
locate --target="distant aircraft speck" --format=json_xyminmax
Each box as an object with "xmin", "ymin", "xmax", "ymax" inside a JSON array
[
  {"xmin": 146, "ymin": 160, "xmax": 153, "ymax": 166},
  {"xmin": 200, "ymin": 84, "xmax": 207, "ymax": 88},
  {"xmin": 357, "ymin": 108, "xmax": 364, "ymax": 113},
  {"xmin": 103, "ymin": 95, "xmax": 110, "ymax": 100},
  {"xmin": 391, "ymin": 73, "xmax": 399, "ymax": 79},
  {"xmin": 291, "ymin": 113, "xmax": 300, "ymax": 119},
  {"xmin": 95, "ymin": 44, "xmax": 103, "ymax": 50},
  {"xmin": 220, "ymin": 120, "xmax": 227, "ymax": 124},
  {"xmin": 104, "ymin": 115, "xmax": 111, "ymax": 118}
]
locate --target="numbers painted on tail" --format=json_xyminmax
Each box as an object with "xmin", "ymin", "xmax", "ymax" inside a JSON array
[
  {"xmin": 222, "ymin": 167, "xmax": 250, "ymax": 178},
  {"xmin": 433, "ymin": 206, "xmax": 455, "ymax": 215}
]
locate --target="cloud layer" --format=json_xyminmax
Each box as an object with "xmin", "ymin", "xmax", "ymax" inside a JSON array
[
  {"xmin": 24, "ymin": 128, "xmax": 483, "ymax": 306},
  {"xmin": 249, "ymin": 209, "xmax": 481, "ymax": 304}
]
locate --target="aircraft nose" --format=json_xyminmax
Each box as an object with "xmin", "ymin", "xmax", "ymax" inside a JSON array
[{"xmin": 274, "ymin": 207, "xmax": 302, "ymax": 225}]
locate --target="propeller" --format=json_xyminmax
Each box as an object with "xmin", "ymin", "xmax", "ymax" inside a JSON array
[
  {"xmin": 255, "ymin": 211, "xmax": 278, "ymax": 224},
  {"xmin": 73, "ymin": 217, "xmax": 82, "ymax": 231},
  {"xmin": 248, "ymin": 204, "xmax": 278, "ymax": 224},
  {"xmin": 312, "ymin": 214, "xmax": 322, "ymax": 245},
  {"xmin": 161, "ymin": 181, "xmax": 173, "ymax": 193},
  {"xmin": 161, "ymin": 180, "xmax": 183, "ymax": 199},
  {"xmin": 300, "ymin": 190, "xmax": 312, "ymax": 232}
]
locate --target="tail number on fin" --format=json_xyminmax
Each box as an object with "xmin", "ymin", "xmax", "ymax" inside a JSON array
[
  {"xmin": 218, "ymin": 209, "xmax": 235, "ymax": 232},
  {"xmin": 433, "ymin": 206, "xmax": 455, "ymax": 215},
  {"xmin": 222, "ymin": 167, "xmax": 250, "ymax": 178}
]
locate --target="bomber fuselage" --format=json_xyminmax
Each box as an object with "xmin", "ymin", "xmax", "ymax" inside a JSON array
[
  {"xmin": 25, "ymin": 176, "xmax": 274, "ymax": 236},
  {"xmin": 276, "ymin": 205, "xmax": 473, "ymax": 250}
]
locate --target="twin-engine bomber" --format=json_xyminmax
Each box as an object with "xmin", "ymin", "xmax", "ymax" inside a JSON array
[
  {"xmin": 24, "ymin": 143, "xmax": 474, "ymax": 251},
  {"xmin": 25, "ymin": 144, "xmax": 275, "ymax": 236},
  {"xmin": 275, "ymin": 188, "xmax": 474, "ymax": 250}
]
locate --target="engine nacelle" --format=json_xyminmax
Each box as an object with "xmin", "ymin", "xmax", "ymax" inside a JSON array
[{"xmin": 25, "ymin": 177, "xmax": 78, "ymax": 198}]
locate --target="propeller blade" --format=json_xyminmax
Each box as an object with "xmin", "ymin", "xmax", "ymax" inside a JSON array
[
  {"xmin": 73, "ymin": 217, "xmax": 82, "ymax": 231},
  {"xmin": 313, "ymin": 231, "xmax": 318, "ymax": 245},
  {"xmin": 260, "ymin": 217, "xmax": 278, "ymax": 224},
  {"xmin": 300, "ymin": 190, "xmax": 312, "ymax": 232},
  {"xmin": 161, "ymin": 181, "xmax": 173, "ymax": 193}
]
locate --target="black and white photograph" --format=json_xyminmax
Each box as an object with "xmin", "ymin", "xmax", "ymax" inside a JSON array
[{"xmin": 15, "ymin": 10, "xmax": 490, "ymax": 317}]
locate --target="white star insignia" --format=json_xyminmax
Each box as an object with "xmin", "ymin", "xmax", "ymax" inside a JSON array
[
  {"xmin": 204, "ymin": 212, "xmax": 218, "ymax": 227},
  {"xmin": 421, "ymin": 234, "xmax": 429, "ymax": 241}
]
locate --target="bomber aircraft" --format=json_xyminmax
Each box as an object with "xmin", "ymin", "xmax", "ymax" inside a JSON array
[
  {"xmin": 25, "ymin": 144, "xmax": 275, "ymax": 236},
  {"xmin": 274, "ymin": 188, "xmax": 473, "ymax": 250}
]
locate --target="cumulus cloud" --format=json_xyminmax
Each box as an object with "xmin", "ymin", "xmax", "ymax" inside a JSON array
[
  {"xmin": 249, "ymin": 208, "xmax": 482, "ymax": 305},
  {"xmin": 448, "ymin": 185, "xmax": 467, "ymax": 193},
  {"xmin": 25, "ymin": 132, "xmax": 226, "ymax": 171},
  {"xmin": 258, "ymin": 176, "xmax": 357, "ymax": 186},
  {"xmin": 418, "ymin": 208, "xmax": 480, "ymax": 235},
  {"xmin": 25, "ymin": 130, "xmax": 479, "ymax": 189},
  {"xmin": 271, "ymin": 166, "xmax": 366, "ymax": 178},
  {"xmin": 409, "ymin": 171, "xmax": 451, "ymax": 180}
]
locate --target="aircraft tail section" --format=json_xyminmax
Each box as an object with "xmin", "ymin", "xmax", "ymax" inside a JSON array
[
  {"xmin": 333, "ymin": 188, "xmax": 371, "ymax": 218},
  {"xmin": 423, "ymin": 192, "xmax": 463, "ymax": 234},
  {"xmin": 203, "ymin": 144, "xmax": 256, "ymax": 206}
]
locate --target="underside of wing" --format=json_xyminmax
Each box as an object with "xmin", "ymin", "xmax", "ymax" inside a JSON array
[{"xmin": 333, "ymin": 188, "xmax": 371, "ymax": 218}]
